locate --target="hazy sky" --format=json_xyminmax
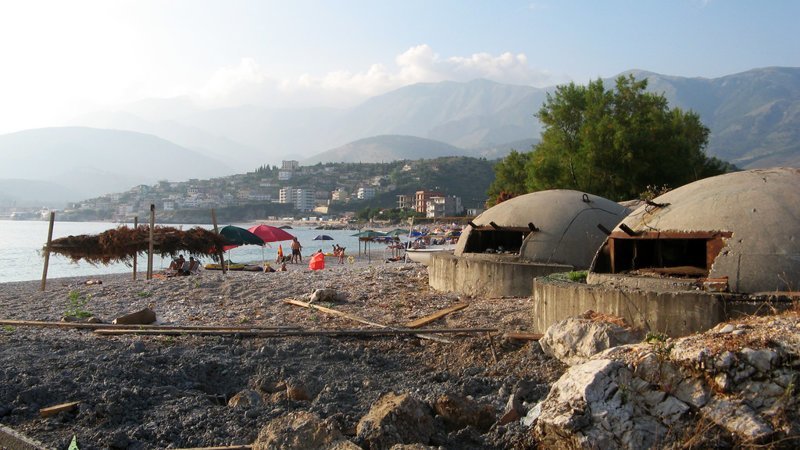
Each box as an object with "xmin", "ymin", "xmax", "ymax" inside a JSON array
[{"xmin": 0, "ymin": 0, "xmax": 797, "ymax": 134}]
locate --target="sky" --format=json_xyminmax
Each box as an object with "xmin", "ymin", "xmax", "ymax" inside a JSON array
[{"xmin": 0, "ymin": 0, "xmax": 797, "ymax": 134}]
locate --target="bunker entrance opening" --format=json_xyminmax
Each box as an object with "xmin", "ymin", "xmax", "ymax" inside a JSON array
[
  {"xmin": 593, "ymin": 231, "xmax": 731, "ymax": 277},
  {"xmin": 463, "ymin": 228, "xmax": 529, "ymax": 255}
]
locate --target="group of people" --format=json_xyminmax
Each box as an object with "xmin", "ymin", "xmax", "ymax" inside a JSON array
[
  {"xmin": 274, "ymin": 238, "xmax": 346, "ymax": 266},
  {"xmin": 167, "ymin": 254, "xmax": 200, "ymax": 276},
  {"xmin": 332, "ymin": 244, "xmax": 346, "ymax": 264}
]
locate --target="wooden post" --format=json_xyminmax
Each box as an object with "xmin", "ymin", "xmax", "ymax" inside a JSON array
[
  {"xmin": 211, "ymin": 209, "xmax": 226, "ymax": 274},
  {"xmin": 147, "ymin": 204, "xmax": 155, "ymax": 280},
  {"xmin": 132, "ymin": 216, "xmax": 138, "ymax": 281},
  {"xmin": 40, "ymin": 211, "xmax": 55, "ymax": 291}
]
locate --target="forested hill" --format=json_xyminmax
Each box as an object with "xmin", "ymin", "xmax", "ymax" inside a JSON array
[{"xmin": 63, "ymin": 156, "xmax": 497, "ymax": 223}]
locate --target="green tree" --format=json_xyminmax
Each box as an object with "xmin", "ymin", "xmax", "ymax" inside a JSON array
[
  {"xmin": 492, "ymin": 75, "xmax": 730, "ymax": 201},
  {"xmin": 486, "ymin": 149, "xmax": 533, "ymax": 206}
]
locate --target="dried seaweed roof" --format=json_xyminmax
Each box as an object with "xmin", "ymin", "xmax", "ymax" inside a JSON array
[{"xmin": 44, "ymin": 226, "xmax": 227, "ymax": 265}]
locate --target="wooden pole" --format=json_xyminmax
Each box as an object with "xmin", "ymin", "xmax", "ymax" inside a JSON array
[
  {"xmin": 147, "ymin": 204, "xmax": 155, "ymax": 280},
  {"xmin": 132, "ymin": 216, "xmax": 138, "ymax": 281},
  {"xmin": 40, "ymin": 211, "xmax": 55, "ymax": 291},
  {"xmin": 0, "ymin": 319, "xmax": 299, "ymax": 331},
  {"xmin": 94, "ymin": 327, "xmax": 498, "ymax": 337},
  {"xmin": 211, "ymin": 209, "xmax": 226, "ymax": 274}
]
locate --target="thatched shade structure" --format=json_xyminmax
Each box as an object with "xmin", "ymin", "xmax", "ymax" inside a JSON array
[{"xmin": 44, "ymin": 226, "xmax": 227, "ymax": 265}]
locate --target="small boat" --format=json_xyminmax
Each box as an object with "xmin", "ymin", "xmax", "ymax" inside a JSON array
[{"xmin": 405, "ymin": 245, "xmax": 453, "ymax": 265}]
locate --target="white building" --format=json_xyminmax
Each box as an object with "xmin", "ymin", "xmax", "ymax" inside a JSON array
[
  {"xmin": 279, "ymin": 187, "xmax": 315, "ymax": 211},
  {"xmin": 281, "ymin": 160, "xmax": 300, "ymax": 170},
  {"xmin": 278, "ymin": 170, "xmax": 293, "ymax": 181},
  {"xmin": 357, "ymin": 187, "xmax": 376, "ymax": 200},
  {"xmin": 426, "ymin": 195, "xmax": 463, "ymax": 218}
]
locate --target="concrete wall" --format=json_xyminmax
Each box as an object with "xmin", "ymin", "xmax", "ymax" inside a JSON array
[
  {"xmin": 531, "ymin": 278, "xmax": 775, "ymax": 337},
  {"xmin": 429, "ymin": 253, "xmax": 572, "ymax": 298}
]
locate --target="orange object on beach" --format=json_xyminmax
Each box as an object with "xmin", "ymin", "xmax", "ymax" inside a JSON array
[
  {"xmin": 277, "ymin": 245, "xmax": 284, "ymax": 260},
  {"xmin": 308, "ymin": 251, "xmax": 325, "ymax": 270}
]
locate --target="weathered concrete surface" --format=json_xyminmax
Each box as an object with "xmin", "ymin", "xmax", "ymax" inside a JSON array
[
  {"xmin": 597, "ymin": 167, "xmax": 800, "ymax": 294},
  {"xmin": 531, "ymin": 278, "xmax": 780, "ymax": 336},
  {"xmin": 432, "ymin": 190, "xmax": 630, "ymax": 298},
  {"xmin": 533, "ymin": 313, "xmax": 800, "ymax": 449},
  {"xmin": 456, "ymin": 190, "xmax": 630, "ymax": 268},
  {"xmin": 429, "ymin": 253, "xmax": 572, "ymax": 297}
]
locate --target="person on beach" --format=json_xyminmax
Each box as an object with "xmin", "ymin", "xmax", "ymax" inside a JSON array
[
  {"xmin": 276, "ymin": 244, "xmax": 285, "ymax": 263},
  {"xmin": 169, "ymin": 255, "xmax": 185, "ymax": 273},
  {"xmin": 290, "ymin": 237, "xmax": 302, "ymax": 263}
]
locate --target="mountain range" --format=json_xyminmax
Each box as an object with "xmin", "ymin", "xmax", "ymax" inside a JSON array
[{"xmin": 1, "ymin": 66, "xmax": 798, "ymax": 207}]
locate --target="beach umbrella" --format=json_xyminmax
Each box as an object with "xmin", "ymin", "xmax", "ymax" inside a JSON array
[
  {"xmin": 248, "ymin": 224, "xmax": 294, "ymax": 267},
  {"xmin": 218, "ymin": 225, "xmax": 265, "ymax": 264},
  {"xmin": 248, "ymin": 224, "xmax": 294, "ymax": 243},
  {"xmin": 385, "ymin": 228, "xmax": 409, "ymax": 237},
  {"xmin": 351, "ymin": 230, "xmax": 386, "ymax": 261},
  {"xmin": 350, "ymin": 230, "xmax": 386, "ymax": 238},
  {"xmin": 313, "ymin": 234, "xmax": 334, "ymax": 241}
]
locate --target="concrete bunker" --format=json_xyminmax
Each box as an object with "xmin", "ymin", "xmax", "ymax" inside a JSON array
[
  {"xmin": 533, "ymin": 168, "xmax": 800, "ymax": 336},
  {"xmin": 429, "ymin": 190, "xmax": 631, "ymax": 297}
]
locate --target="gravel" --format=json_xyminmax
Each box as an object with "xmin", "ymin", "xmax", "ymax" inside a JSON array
[{"xmin": 0, "ymin": 260, "xmax": 565, "ymax": 449}]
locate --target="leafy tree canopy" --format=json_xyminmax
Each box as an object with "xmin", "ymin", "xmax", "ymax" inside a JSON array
[{"xmin": 487, "ymin": 75, "xmax": 733, "ymax": 204}]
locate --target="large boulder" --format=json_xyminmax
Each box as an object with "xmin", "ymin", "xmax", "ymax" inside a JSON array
[
  {"xmin": 539, "ymin": 312, "xmax": 641, "ymax": 366},
  {"xmin": 356, "ymin": 392, "xmax": 435, "ymax": 449},
  {"xmin": 253, "ymin": 411, "xmax": 358, "ymax": 450},
  {"xmin": 533, "ymin": 314, "xmax": 800, "ymax": 449}
]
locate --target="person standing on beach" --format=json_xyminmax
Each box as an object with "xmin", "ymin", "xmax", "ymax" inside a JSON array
[{"xmin": 290, "ymin": 237, "xmax": 302, "ymax": 263}]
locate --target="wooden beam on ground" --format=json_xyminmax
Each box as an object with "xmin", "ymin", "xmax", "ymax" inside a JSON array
[
  {"xmin": 173, "ymin": 446, "xmax": 251, "ymax": 450},
  {"xmin": 502, "ymin": 332, "xmax": 543, "ymax": 341},
  {"xmin": 284, "ymin": 299, "xmax": 452, "ymax": 343},
  {"xmin": 403, "ymin": 303, "xmax": 469, "ymax": 328},
  {"xmin": 284, "ymin": 299, "xmax": 386, "ymax": 328},
  {"xmin": 94, "ymin": 327, "xmax": 497, "ymax": 338},
  {"xmin": 40, "ymin": 401, "xmax": 79, "ymax": 418},
  {"xmin": 0, "ymin": 423, "xmax": 50, "ymax": 450},
  {"xmin": 0, "ymin": 319, "xmax": 299, "ymax": 331}
]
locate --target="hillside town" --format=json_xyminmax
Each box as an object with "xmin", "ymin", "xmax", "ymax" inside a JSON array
[{"xmin": 1, "ymin": 159, "xmax": 487, "ymax": 223}]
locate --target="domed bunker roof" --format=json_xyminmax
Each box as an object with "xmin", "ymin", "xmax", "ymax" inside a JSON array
[
  {"xmin": 590, "ymin": 168, "xmax": 800, "ymax": 294},
  {"xmin": 455, "ymin": 190, "xmax": 631, "ymax": 268}
]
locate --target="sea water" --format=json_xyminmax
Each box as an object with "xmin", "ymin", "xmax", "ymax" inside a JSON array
[{"xmin": 0, "ymin": 220, "xmax": 373, "ymax": 283}]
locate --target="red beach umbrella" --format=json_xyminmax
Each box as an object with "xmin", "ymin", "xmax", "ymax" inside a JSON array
[{"xmin": 247, "ymin": 224, "xmax": 295, "ymax": 243}]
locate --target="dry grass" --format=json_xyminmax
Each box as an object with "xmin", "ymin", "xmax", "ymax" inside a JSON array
[{"xmin": 45, "ymin": 225, "xmax": 227, "ymax": 265}]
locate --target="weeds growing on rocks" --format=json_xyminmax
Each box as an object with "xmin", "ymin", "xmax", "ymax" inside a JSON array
[{"xmin": 65, "ymin": 290, "xmax": 93, "ymax": 319}]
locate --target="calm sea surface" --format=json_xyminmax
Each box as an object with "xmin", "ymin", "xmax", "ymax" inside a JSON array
[{"xmin": 0, "ymin": 220, "xmax": 374, "ymax": 283}]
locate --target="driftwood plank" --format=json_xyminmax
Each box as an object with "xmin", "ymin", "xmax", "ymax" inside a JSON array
[
  {"xmin": 173, "ymin": 446, "xmax": 251, "ymax": 450},
  {"xmin": 94, "ymin": 327, "xmax": 497, "ymax": 337},
  {"xmin": 283, "ymin": 299, "xmax": 386, "ymax": 328},
  {"xmin": 284, "ymin": 299, "xmax": 452, "ymax": 343},
  {"xmin": 503, "ymin": 332, "xmax": 543, "ymax": 341},
  {"xmin": 0, "ymin": 319, "xmax": 298, "ymax": 331},
  {"xmin": 403, "ymin": 303, "xmax": 469, "ymax": 328},
  {"xmin": 40, "ymin": 401, "xmax": 80, "ymax": 418}
]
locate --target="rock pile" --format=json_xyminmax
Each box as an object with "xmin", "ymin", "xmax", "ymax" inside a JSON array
[{"xmin": 533, "ymin": 312, "xmax": 800, "ymax": 448}]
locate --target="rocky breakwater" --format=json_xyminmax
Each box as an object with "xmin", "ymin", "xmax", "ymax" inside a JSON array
[{"xmin": 532, "ymin": 310, "xmax": 799, "ymax": 449}]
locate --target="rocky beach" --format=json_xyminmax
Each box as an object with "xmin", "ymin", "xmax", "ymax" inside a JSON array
[
  {"xmin": 1, "ymin": 254, "xmax": 798, "ymax": 449},
  {"xmin": 0, "ymin": 257, "xmax": 564, "ymax": 449}
]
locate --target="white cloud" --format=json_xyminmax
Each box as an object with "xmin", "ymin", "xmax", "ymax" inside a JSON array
[{"xmin": 193, "ymin": 45, "xmax": 558, "ymax": 108}]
